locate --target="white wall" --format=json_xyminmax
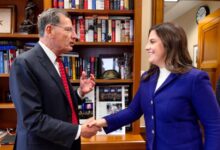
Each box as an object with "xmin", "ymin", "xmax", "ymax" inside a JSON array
[{"xmin": 141, "ymin": 0, "xmax": 151, "ymax": 72}]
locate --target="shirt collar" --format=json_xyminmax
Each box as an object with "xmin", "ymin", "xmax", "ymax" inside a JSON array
[
  {"xmin": 159, "ymin": 67, "xmax": 170, "ymax": 75},
  {"xmin": 39, "ymin": 41, "xmax": 57, "ymax": 65}
]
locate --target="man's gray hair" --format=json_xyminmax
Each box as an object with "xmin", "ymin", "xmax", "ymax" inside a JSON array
[{"xmin": 37, "ymin": 8, "xmax": 69, "ymax": 37}]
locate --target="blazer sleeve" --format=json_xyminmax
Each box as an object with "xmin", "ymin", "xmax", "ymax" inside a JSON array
[
  {"xmin": 215, "ymin": 77, "xmax": 220, "ymax": 106},
  {"xmin": 191, "ymin": 71, "xmax": 220, "ymax": 150},
  {"xmin": 103, "ymin": 85, "xmax": 143, "ymax": 133},
  {"xmin": 9, "ymin": 57, "xmax": 78, "ymax": 148}
]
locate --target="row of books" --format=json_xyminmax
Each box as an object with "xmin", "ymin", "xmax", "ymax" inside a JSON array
[
  {"xmin": 0, "ymin": 43, "xmax": 36, "ymax": 74},
  {"xmin": 77, "ymin": 85, "xmax": 131, "ymax": 134},
  {"xmin": 53, "ymin": 0, "xmax": 134, "ymax": 10},
  {"xmin": 72, "ymin": 16, "xmax": 134, "ymax": 42},
  {"xmin": 61, "ymin": 52, "xmax": 132, "ymax": 80}
]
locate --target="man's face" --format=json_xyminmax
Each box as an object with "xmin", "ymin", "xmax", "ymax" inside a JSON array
[{"xmin": 51, "ymin": 14, "xmax": 77, "ymax": 54}]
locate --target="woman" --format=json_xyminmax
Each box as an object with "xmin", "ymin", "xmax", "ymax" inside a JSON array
[{"xmin": 89, "ymin": 22, "xmax": 220, "ymax": 150}]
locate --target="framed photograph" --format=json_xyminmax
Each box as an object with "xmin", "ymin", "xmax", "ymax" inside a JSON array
[
  {"xmin": 0, "ymin": 5, "xmax": 15, "ymax": 33},
  {"xmin": 99, "ymin": 54, "xmax": 123, "ymax": 79},
  {"xmin": 193, "ymin": 44, "xmax": 198, "ymax": 67}
]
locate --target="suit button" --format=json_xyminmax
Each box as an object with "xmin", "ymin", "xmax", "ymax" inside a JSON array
[
  {"xmin": 152, "ymin": 130, "xmax": 155, "ymax": 134},
  {"xmin": 151, "ymin": 100, "xmax": 153, "ymax": 105},
  {"xmin": 151, "ymin": 116, "xmax": 154, "ymax": 120}
]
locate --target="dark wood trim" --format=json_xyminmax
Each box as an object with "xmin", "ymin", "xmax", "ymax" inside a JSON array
[{"xmin": 152, "ymin": 0, "xmax": 164, "ymax": 25}]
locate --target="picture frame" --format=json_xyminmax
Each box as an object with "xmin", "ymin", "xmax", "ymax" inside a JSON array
[
  {"xmin": 99, "ymin": 54, "xmax": 123, "ymax": 79},
  {"xmin": 0, "ymin": 5, "xmax": 15, "ymax": 33},
  {"xmin": 193, "ymin": 44, "xmax": 198, "ymax": 67}
]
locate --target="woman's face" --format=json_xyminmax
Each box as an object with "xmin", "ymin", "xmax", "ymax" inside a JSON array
[{"xmin": 145, "ymin": 30, "xmax": 166, "ymax": 67}]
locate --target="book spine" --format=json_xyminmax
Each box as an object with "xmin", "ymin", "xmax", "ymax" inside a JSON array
[
  {"xmin": 88, "ymin": 0, "xmax": 92, "ymax": 9},
  {"xmin": 120, "ymin": 0, "xmax": 124, "ymax": 10},
  {"xmin": 101, "ymin": 19, "xmax": 107, "ymax": 42},
  {"xmin": 115, "ymin": 20, "xmax": 121, "ymax": 42},
  {"xmin": 111, "ymin": 20, "xmax": 115, "ymax": 42},
  {"xmin": 64, "ymin": 0, "xmax": 70, "ymax": 9},
  {"xmin": 58, "ymin": 0, "xmax": 64, "ymax": 8},
  {"xmin": 97, "ymin": 19, "xmax": 102, "ymax": 42},
  {"xmin": 72, "ymin": 0, "xmax": 76, "ymax": 8},
  {"xmin": 79, "ymin": 16, "xmax": 85, "ymax": 42},
  {"xmin": 75, "ymin": 0, "xmax": 79, "ymax": 9},
  {"xmin": 92, "ymin": 0, "xmax": 96, "ymax": 10},
  {"xmin": 93, "ymin": 18, "xmax": 98, "ymax": 42},
  {"xmin": 129, "ymin": 19, "xmax": 134, "ymax": 42},
  {"xmin": 53, "ymin": 0, "xmax": 58, "ymax": 8},
  {"xmin": 0, "ymin": 51, "xmax": 4, "ymax": 73},
  {"xmin": 104, "ymin": 0, "xmax": 110, "ymax": 10},
  {"xmin": 79, "ymin": 0, "xmax": 84, "ymax": 9},
  {"xmin": 84, "ymin": 0, "xmax": 88, "ymax": 9},
  {"xmin": 108, "ymin": 19, "xmax": 112, "ymax": 42}
]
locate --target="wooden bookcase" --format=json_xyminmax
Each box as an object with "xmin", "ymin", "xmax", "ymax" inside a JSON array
[{"xmin": 0, "ymin": 0, "xmax": 144, "ymax": 149}]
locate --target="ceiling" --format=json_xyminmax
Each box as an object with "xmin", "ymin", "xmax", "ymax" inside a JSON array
[{"xmin": 164, "ymin": 1, "xmax": 204, "ymax": 21}]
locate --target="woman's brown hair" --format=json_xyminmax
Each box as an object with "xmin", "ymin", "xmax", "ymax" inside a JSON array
[{"xmin": 143, "ymin": 22, "xmax": 193, "ymax": 81}]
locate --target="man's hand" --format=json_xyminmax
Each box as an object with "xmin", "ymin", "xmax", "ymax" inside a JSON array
[
  {"xmin": 81, "ymin": 117, "xmax": 101, "ymax": 138},
  {"xmin": 87, "ymin": 118, "xmax": 107, "ymax": 128},
  {"xmin": 79, "ymin": 71, "xmax": 95, "ymax": 97}
]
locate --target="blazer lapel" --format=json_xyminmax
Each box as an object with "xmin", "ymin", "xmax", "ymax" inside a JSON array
[
  {"xmin": 35, "ymin": 44, "xmax": 67, "ymax": 98},
  {"xmin": 148, "ymin": 72, "xmax": 159, "ymax": 98},
  {"xmin": 154, "ymin": 73, "xmax": 179, "ymax": 95}
]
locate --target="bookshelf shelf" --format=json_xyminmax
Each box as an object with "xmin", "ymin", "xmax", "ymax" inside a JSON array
[
  {"xmin": 0, "ymin": 103, "xmax": 14, "ymax": 109},
  {"xmin": 0, "ymin": 74, "xmax": 9, "ymax": 78},
  {"xmin": 0, "ymin": 33, "xmax": 39, "ymax": 39},
  {"xmin": 71, "ymin": 79, "xmax": 133, "ymax": 84},
  {"xmin": 75, "ymin": 42, "xmax": 133, "ymax": 46},
  {"xmin": 66, "ymin": 9, "xmax": 134, "ymax": 16}
]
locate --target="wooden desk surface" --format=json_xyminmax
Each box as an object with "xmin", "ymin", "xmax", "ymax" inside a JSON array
[{"xmin": 0, "ymin": 134, "xmax": 145, "ymax": 150}]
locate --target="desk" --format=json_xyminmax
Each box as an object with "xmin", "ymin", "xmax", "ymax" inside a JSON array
[{"xmin": 0, "ymin": 134, "xmax": 145, "ymax": 150}]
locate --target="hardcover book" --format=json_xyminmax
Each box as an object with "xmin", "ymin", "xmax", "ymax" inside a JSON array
[{"xmin": 96, "ymin": 85, "xmax": 126, "ymax": 135}]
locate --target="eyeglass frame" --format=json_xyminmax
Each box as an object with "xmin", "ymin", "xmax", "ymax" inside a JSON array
[{"xmin": 51, "ymin": 24, "xmax": 74, "ymax": 33}]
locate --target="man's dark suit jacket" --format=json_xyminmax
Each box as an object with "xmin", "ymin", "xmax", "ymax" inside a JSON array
[{"xmin": 9, "ymin": 43, "xmax": 81, "ymax": 150}]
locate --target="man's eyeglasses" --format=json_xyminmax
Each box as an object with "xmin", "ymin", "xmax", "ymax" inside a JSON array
[{"xmin": 52, "ymin": 24, "xmax": 74, "ymax": 33}]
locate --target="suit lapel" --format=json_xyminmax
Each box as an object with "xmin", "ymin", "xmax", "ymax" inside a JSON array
[
  {"xmin": 148, "ymin": 72, "xmax": 159, "ymax": 98},
  {"xmin": 36, "ymin": 44, "xmax": 79, "ymax": 115},
  {"xmin": 154, "ymin": 73, "xmax": 179, "ymax": 95},
  {"xmin": 35, "ymin": 44, "xmax": 67, "ymax": 98}
]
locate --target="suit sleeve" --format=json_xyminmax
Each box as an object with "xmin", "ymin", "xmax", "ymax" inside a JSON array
[
  {"xmin": 103, "ymin": 85, "xmax": 143, "ymax": 133},
  {"xmin": 192, "ymin": 71, "xmax": 220, "ymax": 150},
  {"xmin": 215, "ymin": 77, "xmax": 220, "ymax": 106},
  {"xmin": 9, "ymin": 57, "xmax": 78, "ymax": 148}
]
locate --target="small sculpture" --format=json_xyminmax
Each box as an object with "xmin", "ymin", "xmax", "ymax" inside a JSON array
[{"xmin": 19, "ymin": 0, "xmax": 37, "ymax": 34}]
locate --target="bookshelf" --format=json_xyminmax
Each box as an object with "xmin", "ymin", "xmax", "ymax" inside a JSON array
[{"xmin": 0, "ymin": 0, "xmax": 144, "ymax": 149}]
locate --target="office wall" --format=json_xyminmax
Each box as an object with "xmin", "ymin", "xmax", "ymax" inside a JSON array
[
  {"xmin": 141, "ymin": 0, "xmax": 151, "ymax": 72},
  {"xmin": 173, "ymin": 2, "xmax": 220, "ymax": 62}
]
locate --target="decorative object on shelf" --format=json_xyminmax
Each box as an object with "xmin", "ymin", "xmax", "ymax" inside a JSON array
[
  {"xmin": 19, "ymin": 0, "xmax": 37, "ymax": 34},
  {"xmin": 100, "ymin": 54, "xmax": 121, "ymax": 79},
  {"xmin": 102, "ymin": 70, "xmax": 120, "ymax": 79},
  {"xmin": 196, "ymin": 5, "xmax": 210, "ymax": 24},
  {"xmin": 0, "ymin": 5, "xmax": 15, "ymax": 33}
]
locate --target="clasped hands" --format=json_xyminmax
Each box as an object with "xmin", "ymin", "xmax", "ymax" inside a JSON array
[
  {"xmin": 79, "ymin": 72, "xmax": 107, "ymax": 138},
  {"xmin": 80, "ymin": 117, "xmax": 107, "ymax": 138}
]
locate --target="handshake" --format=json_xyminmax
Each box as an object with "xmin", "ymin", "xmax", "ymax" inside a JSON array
[{"xmin": 80, "ymin": 117, "xmax": 107, "ymax": 138}]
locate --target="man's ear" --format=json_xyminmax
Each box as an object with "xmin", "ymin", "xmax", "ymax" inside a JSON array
[{"xmin": 45, "ymin": 24, "xmax": 53, "ymax": 38}]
